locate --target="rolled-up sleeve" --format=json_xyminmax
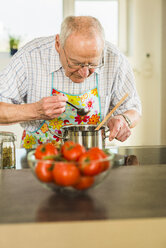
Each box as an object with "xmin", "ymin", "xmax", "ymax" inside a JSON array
[
  {"xmin": 109, "ymin": 54, "xmax": 142, "ymax": 115},
  {"xmin": 0, "ymin": 54, "xmax": 27, "ymax": 104}
]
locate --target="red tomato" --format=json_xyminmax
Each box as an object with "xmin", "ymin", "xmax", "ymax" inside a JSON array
[
  {"xmin": 61, "ymin": 141, "xmax": 86, "ymax": 161},
  {"xmin": 35, "ymin": 161, "xmax": 54, "ymax": 182},
  {"xmin": 73, "ymin": 176, "xmax": 95, "ymax": 190},
  {"xmin": 78, "ymin": 151, "xmax": 103, "ymax": 176},
  {"xmin": 53, "ymin": 162, "xmax": 80, "ymax": 186},
  {"xmin": 35, "ymin": 143, "xmax": 58, "ymax": 160},
  {"xmin": 88, "ymin": 147, "xmax": 110, "ymax": 171}
]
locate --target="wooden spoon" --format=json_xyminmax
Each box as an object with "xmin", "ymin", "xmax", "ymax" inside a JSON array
[{"xmin": 95, "ymin": 93, "xmax": 129, "ymax": 131}]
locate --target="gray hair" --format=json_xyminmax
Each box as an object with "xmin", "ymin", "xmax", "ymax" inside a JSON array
[{"xmin": 59, "ymin": 16, "xmax": 105, "ymax": 47}]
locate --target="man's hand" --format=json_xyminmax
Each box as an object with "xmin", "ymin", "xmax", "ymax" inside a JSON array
[
  {"xmin": 107, "ymin": 115, "xmax": 131, "ymax": 142},
  {"xmin": 35, "ymin": 93, "xmax": 68, "ymax": 120}
]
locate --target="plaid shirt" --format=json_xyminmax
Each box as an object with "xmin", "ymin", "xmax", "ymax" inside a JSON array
[{"xmin": 0, "ymin": 36, "xmax": 141, "ymax": 132}]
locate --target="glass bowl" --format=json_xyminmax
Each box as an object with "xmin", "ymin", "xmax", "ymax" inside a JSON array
[{"xmin": 27, "ymin": 149, "xmax": 115, "ymax": 194}]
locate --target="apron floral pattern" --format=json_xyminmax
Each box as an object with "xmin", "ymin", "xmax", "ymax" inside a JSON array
[{"xmin": 21, "ymin": 73, "xmax": 102, "ymax": 149}]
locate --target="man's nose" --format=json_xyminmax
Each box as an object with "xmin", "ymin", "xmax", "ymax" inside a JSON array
[{"xmin": 78, "ymin": 67, "xmax": 89, "ymax": 78}]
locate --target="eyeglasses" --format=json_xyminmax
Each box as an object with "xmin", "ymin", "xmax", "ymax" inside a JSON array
[{"xmin": 63, "ymin": 47, "xmax": 104, "ymax": 70}]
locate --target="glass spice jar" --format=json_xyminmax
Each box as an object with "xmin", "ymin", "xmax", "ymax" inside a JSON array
[{"xmin": 0, "ymin": 131, "xmax": 16, "ymax": 169}]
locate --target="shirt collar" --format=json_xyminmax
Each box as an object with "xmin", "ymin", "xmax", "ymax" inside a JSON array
[{"xmin": 49, "ymin": 42, "xmax": 62, "ymax": 74}]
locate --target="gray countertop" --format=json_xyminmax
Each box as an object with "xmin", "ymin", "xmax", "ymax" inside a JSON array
[
  {"xmin": 1, "ymin": 165, "xmax": 166, "ymax": 223},
  {"xmin": 1, "ymin": 145, "xmax": 166, "ymax": 224}
]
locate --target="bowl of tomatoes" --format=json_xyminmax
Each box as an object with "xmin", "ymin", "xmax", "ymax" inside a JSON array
[{"xmin": 27, "ymin": 141, "xmax": 115, "ymax": 193}]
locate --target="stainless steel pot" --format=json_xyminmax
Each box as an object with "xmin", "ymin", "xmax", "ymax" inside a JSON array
[{"xmin": 52, "ymin": 125, "xmax": 109, "ymax": 149}]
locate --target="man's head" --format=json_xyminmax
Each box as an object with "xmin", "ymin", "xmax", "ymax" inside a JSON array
[{"xmin": 55, "ymin": 16, "xmax": 105, "ymax": 83}]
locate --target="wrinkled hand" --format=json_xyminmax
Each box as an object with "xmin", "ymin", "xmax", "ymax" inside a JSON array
[
  {"xmin": 107, "ymin": 115, "xmax": 131, "ymax": 142},
  {"xmin": 35, "ymin": 93, "xmax": 68, "ymax": 120}
]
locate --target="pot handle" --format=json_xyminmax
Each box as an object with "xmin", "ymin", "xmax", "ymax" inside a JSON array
[{"xmin": 49, "ymin": 130, "xmax": 66, "ymax": 140}]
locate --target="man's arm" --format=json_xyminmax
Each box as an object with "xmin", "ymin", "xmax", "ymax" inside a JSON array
[
  {"xmin": 0, "ymin": 102, "xmax": 38, "ymax": 124},
  {"xmin": 120, "ymin": 109, "xmax": 141, "ymax": 128},
  {"xmin": 0, "ymin": 94, "xmax": 68, "ymax": 124}
]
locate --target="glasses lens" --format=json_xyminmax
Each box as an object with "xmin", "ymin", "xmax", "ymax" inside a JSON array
[
  {"xmin": 68, "ymin": 64, "xmax": 81, "ymax": 69},
  {"xmin": 64, "ymin": 47, "xmax": 104, "ymax": 70}
]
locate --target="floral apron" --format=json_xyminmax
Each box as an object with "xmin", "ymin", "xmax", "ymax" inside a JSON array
[{"xmin": 21, "ymin": 73, "xmax": 102, "ymax": 149}]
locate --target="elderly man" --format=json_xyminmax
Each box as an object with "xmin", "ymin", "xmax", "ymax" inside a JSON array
[{"xmin": 0, "ymin": 16, "xmax": 141, "ymax": 148}]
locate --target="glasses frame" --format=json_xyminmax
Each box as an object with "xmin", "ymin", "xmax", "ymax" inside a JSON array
[{"xmin": 63, "ymin": 47, "xmax": 104, "ymax": 70}]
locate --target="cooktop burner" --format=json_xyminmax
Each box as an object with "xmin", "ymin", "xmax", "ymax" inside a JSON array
[{"xmin": 109, "ymin": 145, "xmax": 166, "ymax": 165}]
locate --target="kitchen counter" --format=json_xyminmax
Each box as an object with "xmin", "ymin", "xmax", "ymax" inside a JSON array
[
  {"xmin": 1, "ymin": 146, "xmax": 166, "ymax": 247},
  {"xmin": 1, "ymin": 164, "xmax": 166, "ymax": 223}
]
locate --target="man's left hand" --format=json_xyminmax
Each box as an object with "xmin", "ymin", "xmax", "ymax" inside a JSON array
[{"xmin": 107, "ymin": 115, "xmax": 131, "ymax": 142}]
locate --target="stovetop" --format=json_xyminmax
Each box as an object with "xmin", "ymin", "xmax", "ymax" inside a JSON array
[
  {"xmin": 15, "ymin": 145, "xmax": 166, "ymax": 170},
  {"xmin": 109, "ymin": 145, "xmax": 166, "ymax": 165}
]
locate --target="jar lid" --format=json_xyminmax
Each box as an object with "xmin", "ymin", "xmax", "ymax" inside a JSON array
[{"xmin": 0, "ymin": 131, "xmax": 16, "ymax": 141}]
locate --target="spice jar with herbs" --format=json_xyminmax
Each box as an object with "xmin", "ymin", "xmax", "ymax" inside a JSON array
[{"xmin": 0, "ymin": 132, "xmax": 16, "ymax": 169}]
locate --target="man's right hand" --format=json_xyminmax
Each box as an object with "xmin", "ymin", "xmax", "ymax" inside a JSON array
[{"xmin": 35, "ymin": 94, "xmax": 68, "ymax": 120}]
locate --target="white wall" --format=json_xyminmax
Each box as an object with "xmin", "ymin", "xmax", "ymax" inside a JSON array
[
  {"xmin": 0, "ymin": 52, "xmax": 10, "ymax": 70},
  {"xmin": 107, "ymin": 0, "xmax": 162, "ymax": 147},
  {"xmin": 127, "ymin": 0, "xmax": 162, "ymax": 146}
]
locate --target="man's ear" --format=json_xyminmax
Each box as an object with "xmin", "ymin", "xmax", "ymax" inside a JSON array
[{"xmin": 55, "ymin": 34, "xmax": 60, "ymax": 53}]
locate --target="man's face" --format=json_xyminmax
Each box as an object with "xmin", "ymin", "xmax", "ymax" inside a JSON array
[{"xmin": 55, "ymin": 33, "xmax": 104, "ymax": 83}]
